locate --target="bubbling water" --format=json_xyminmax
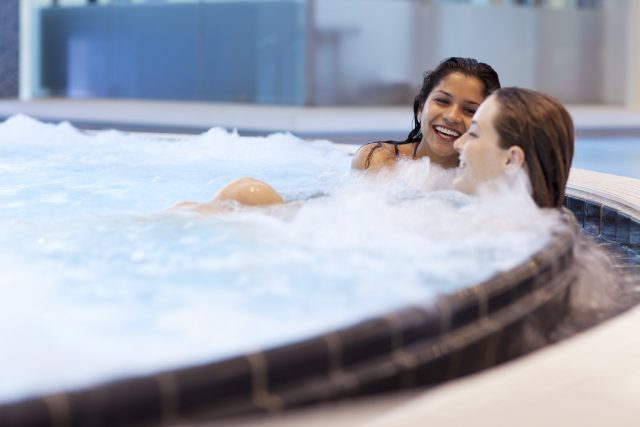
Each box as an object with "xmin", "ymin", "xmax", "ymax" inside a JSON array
[{"xmin": 0, "ymin": 115, "xmax": 564, "ymax": 402}]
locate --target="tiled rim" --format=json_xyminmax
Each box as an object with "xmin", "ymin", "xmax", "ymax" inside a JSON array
[
  {"xmin": 0, "ymin": 211, "xmax": 578, "ymax": 426},
  {"xmin": 565, "ymin": 188, "xmax": 640, "ymax": 247}
]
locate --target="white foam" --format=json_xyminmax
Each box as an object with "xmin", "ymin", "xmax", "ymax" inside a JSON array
[{"xmin": 0, "ymin": 115, "xmax": 562, "ymax": 402}]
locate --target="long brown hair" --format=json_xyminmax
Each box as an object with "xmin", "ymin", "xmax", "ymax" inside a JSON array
[{"xmin": 493, "ymin": 88, "xmax": 574, "ymax": 208}]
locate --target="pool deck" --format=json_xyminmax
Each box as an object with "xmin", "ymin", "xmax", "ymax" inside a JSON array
[
  {"xmin": 1, "ymin": 98, "xmax": 640, "ymax": 143},
  {"xmin": 1, "ymin": 99, "xmax": 639, "ymax": 426}
]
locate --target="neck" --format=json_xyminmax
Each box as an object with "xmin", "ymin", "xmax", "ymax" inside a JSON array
[{"xmin": 414, "ymin": 140, "xmax": 459, "ymax": 168}]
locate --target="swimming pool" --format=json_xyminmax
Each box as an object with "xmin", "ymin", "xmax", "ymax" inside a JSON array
[
  {"xmin": 0, "ymin": 115, "xmax": 568, "ymax": 406},
  {"xmin": 574, "ymin": 137, "xmax": 640, "ymax": 179}
]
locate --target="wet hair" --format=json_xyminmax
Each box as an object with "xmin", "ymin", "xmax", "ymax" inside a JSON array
[
  {"xmin": 492, "ymin": 87, "xmax": 574, "ymax": 208},
  {"xmin": 363, "ymin": 57, "xmax": 501, "ymax": 168},
  {"xmin": 406, "ymin": 57, "xmax": 501, "ymax": 143}
]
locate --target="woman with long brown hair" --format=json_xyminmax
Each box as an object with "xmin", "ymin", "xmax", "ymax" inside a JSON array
[{"xmin": 453, "ymin": 87, "xmax": 574, "ymax": 208}]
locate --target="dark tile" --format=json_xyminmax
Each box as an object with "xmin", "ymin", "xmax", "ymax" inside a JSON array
[
  {"xmin": 351, "ymin": 359, "xmax": 404, "ymax": 395},
  {"xmin": 264, "ymin": 338, "xmax": 329, "ymax": 389},
  {"xmin": 512, "ymin": 275, "xmax": 536, "ymax": 300},
  {"xmin": 616, "ymin": 214, "xmax": 632, "ymax": 245},
  {"xmin": 184, "ymin": 399, "xmax": 263, "ymax": 422},
  {"xmin": 566, "ymin": 197, "xmax": 585, "ymax": 227},
  {"xmin": 602, "ymin": 206, "xmax": 618, "ymax": 241},
  {"xmin": 398, "ymin": 306, "xmax": 442, "ymax": 346},
  {"xmin": 69, "ymin": 377, "xmax": 163, "ymax": 427},
  {"xmin": 277, "ymin": 377, "xmax": 343, "ymax": 408},
  {"xmin": 176, "ymin": 357, "xmax": 252, "ymax": 413},
  {"xmin": 340, "ymin": 318, "xmax": 392, "ymax": 367},
  {"xmin": 0, "ymin": 398, "xmax": 52, "ymax": 427},
  {"xmin": 450, "ymin": 295, "xmax": 480, "ymax": 330},
  {"xmin": 584, "ymin": 201, "xmax": 602, "ymax": 236},
  {"xmin": 454, "ymin": 334, "xmax": 498, "ymax": 377},
  {"xmin": 630, "ymin": 219, "xmax": 640, "ymax": 249},
  {"xmin": 488, "ymin": 287, "xmax": 513, "ymax": 313},
  {"xmin": 412, "ymin": 347, "xmax": 451, "ymax": 386}
]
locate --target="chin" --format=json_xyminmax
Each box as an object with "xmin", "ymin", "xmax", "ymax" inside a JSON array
[
  {"xmin": 452, "ymin": 176, "xmax": 472, "ymax": 195},
  {"xmin": 452, "ymin": 176, "xmax": 462, "ymax": 192},
  {"xmin": 432, "ymin": 143, "xmax": 457, "ymax": 158}
]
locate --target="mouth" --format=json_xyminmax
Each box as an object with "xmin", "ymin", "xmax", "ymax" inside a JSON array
[
  {"xmin": 433, "ymin": 125, "xmax": 462, "ymax": 141},
  {"xmin": 458, "ymin": 158, "xmax": 467, "ymax": 171}
]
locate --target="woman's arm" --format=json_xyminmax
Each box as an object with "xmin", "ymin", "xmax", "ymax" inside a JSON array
[{"xmin": 351, "ymin": 142, "xmax": 398, "ymax": 170}]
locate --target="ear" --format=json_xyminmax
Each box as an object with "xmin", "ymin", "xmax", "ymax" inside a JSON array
[
  {"xmin": 506, "ymin": 146, "xmax": 525, "ymax": 167},
  {"xmin": 504, "ymin": 146, "xmax": 525, "ymax": 175}
]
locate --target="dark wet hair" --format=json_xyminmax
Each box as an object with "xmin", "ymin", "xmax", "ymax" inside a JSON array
[
  {"xmin": 362, "ymin": 57, "xmax": 500, "ymax": 168},
  {"xmin": 493, "ymin": 87, "xmax": 574, "ymax": 208},
  {"xmin": 406, "ymin": 57, "xmax": 501, "ymax": 143}
]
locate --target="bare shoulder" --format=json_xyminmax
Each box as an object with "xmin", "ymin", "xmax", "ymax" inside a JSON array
[{"xmin": 351, "ymin": 142, "xmax": 398, "ymax": 170}]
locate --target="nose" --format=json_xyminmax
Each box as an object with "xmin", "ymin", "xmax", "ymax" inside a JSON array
[{"xmin": 443, "ymin": 104, "xmax": 463, "ymax": 124}]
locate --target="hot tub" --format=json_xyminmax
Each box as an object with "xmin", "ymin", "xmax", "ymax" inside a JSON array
[{"xmin": 0, "ymin": 116, "xmax": 588, "ymax": 426}]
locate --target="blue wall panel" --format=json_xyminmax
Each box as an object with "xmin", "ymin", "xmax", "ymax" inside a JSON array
[
  {"xmin": 254, "ymin": 2, "xmax": 306, "ymax": 104},
  {"xmin": 200, "ymin": 3, "xmax": 259, "ymax": 102},
  {"xmin": 39, "ymin": 2, "xmax": 306, "ymax": 105},
  {"xmin": 41, "ymin": 7, "xmax": 112, "ymax": 97},
  {"xmin": 110, "ymin": 5, "xmax": 201, "ymax": 100},
  {"xmin": 0, "ymin": 0, "xmax": 19, "ymax": 98}
]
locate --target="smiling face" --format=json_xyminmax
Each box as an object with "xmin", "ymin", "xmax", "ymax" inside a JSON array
[
  {"xmin": 452, "ymin": 95, "xmax": 516, "ymax": 195},
  {"xmin": 417, "ymin": 72, "xmax": 486, "ymax": 167}
]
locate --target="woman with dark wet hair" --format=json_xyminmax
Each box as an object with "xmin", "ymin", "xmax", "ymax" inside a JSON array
[{"xmin": 351, "ymin": 57, "xmax": 501, "ymax": 171}]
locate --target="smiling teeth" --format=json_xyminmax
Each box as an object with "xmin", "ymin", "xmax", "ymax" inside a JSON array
[{"xmin": 434, "ymin": 126, "xmax": 461, "ymax": 138}]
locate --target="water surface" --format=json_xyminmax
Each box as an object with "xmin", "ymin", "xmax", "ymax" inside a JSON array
[{"xmin": 0, "ymin": 115, "xmax": 561, "ymax": 401}]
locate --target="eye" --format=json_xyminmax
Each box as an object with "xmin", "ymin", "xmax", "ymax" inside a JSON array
[
  {"xmin": 464, "ymin": 107, "xmax": 477, "ymax": 115},
  {"xmin": 434, "ymin": 98, "xmax": 449, "ymax": 105}
]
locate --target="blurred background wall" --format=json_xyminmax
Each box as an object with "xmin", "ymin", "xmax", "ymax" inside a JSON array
[
  {"xmin": 11, "ymin": 0, "xmax": 637, "ymax": 107},
  {"xmin": 0, "ymin": 0, "xmax": 19, "ymax": 98}
]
